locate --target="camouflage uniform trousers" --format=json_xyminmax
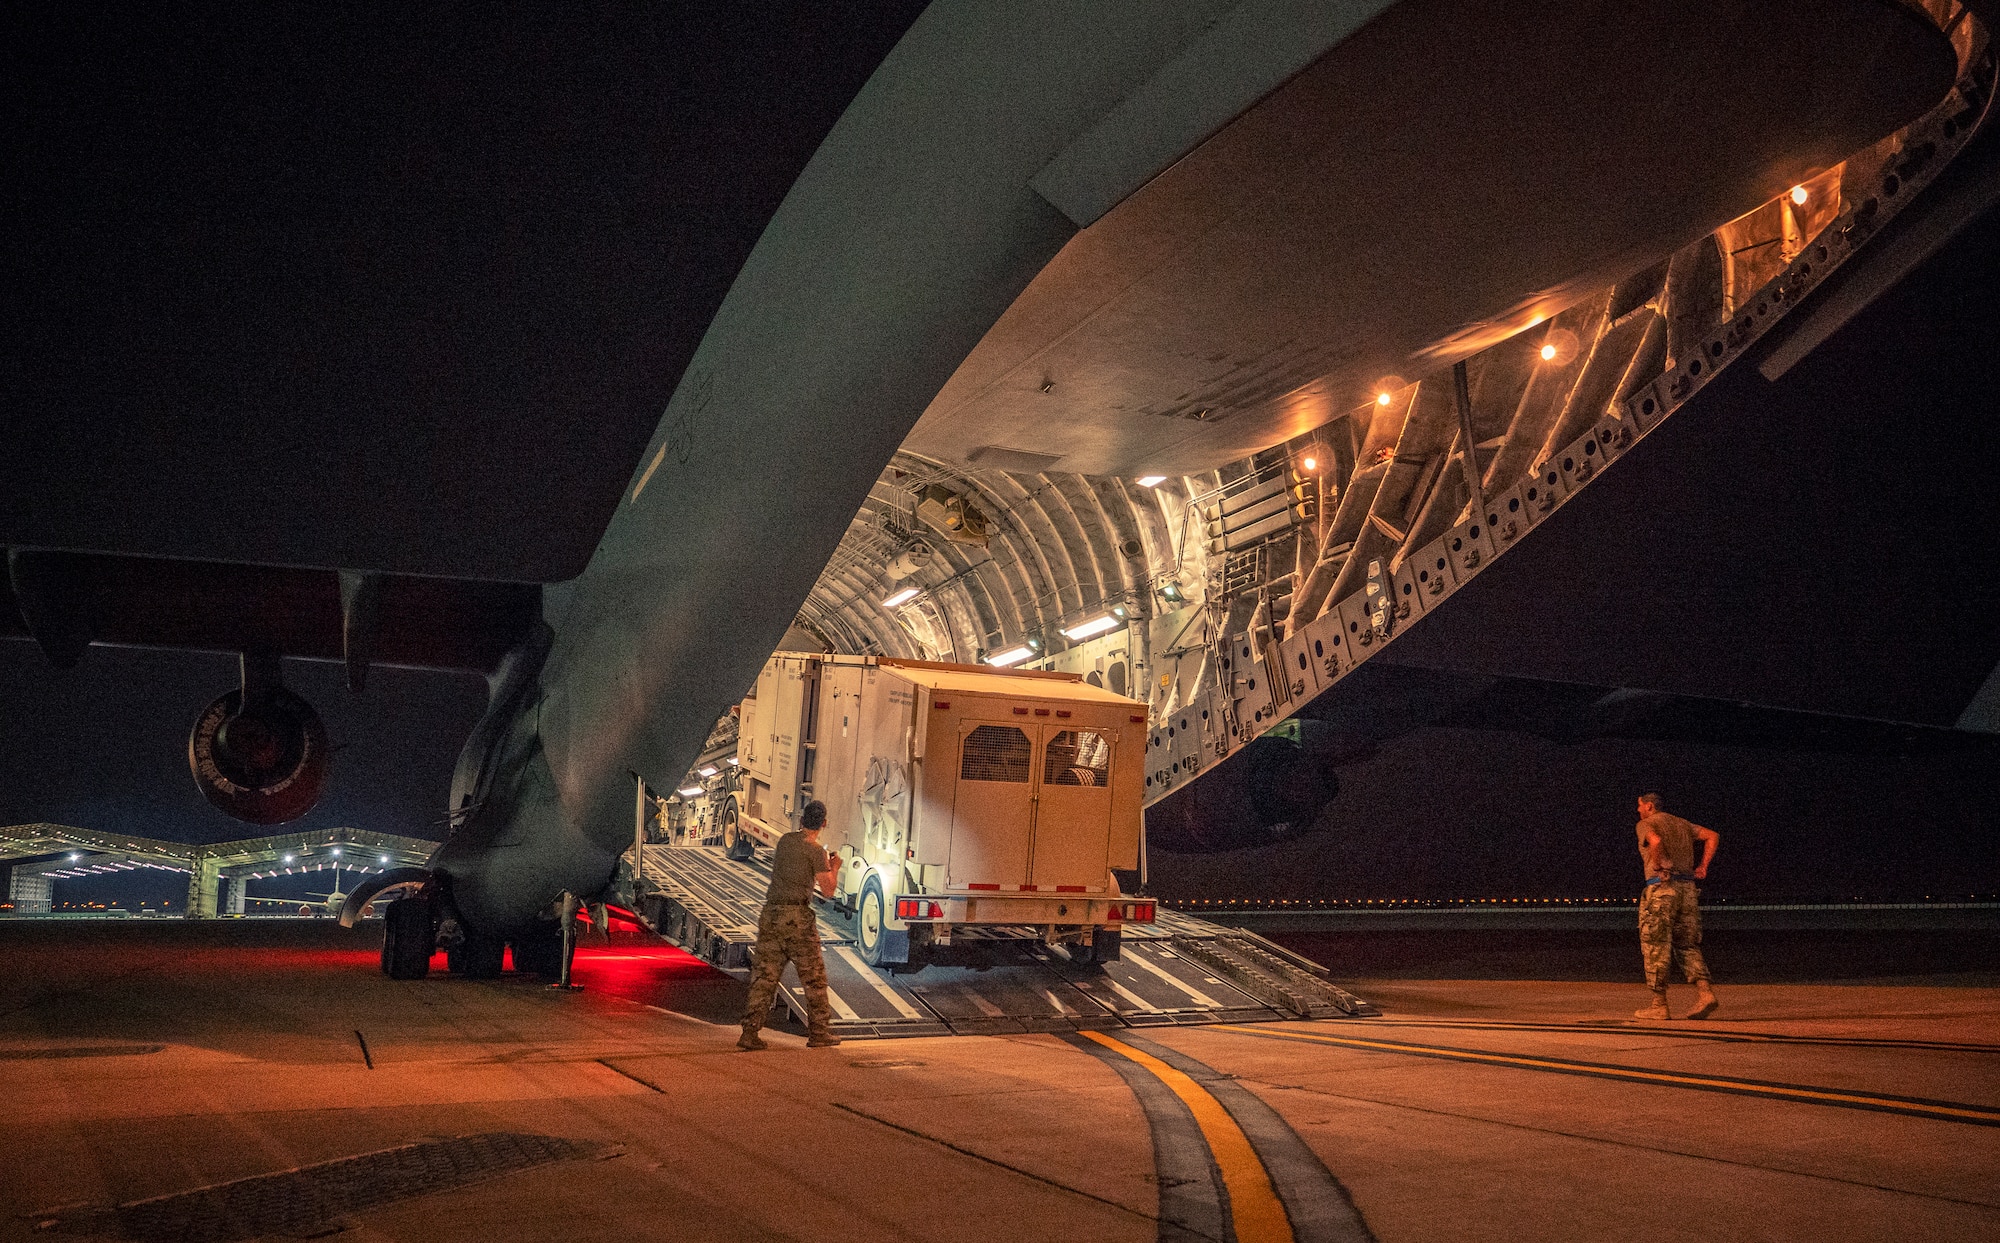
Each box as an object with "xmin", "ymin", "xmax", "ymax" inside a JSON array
[
  {"xmin": 1638, "ymin": 878, "xmax": 1711, "ymax": 991},
  {"xmin": 741, "ymin": 903, "xmax": 834, "ymax": 1037}
]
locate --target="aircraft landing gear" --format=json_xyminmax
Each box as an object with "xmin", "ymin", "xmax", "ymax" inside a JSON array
[
  {"xmin": 510, "ymin": 921, "xmax": 565, "ymax": 979},
  {"xmin": 447, "ymin": 935, "xmax": 504, "ymax": 978},
  {"xmin": 381, "ymin": 897, "xmax": 435, "ymax": 979}
]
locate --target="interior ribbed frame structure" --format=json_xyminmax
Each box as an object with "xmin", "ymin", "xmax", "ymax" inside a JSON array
[{"xmin": 786, "ymin": 0, "xmax": 1990, "ymax": 809}]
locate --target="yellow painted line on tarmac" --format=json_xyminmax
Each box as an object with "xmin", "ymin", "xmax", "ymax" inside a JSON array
[
  {"xmin": 1081, "ymin": 1030, "xmax": 1294, "ymax": 1241},
  {"xmin": 1213, "ymin": 1025, "xmax": 2000, "ymax": 1126}
]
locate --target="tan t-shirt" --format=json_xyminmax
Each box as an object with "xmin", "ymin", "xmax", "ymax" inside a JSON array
[
  {"xmin": 764, "ymin": 830, "xmax": 829, "ymax": 907},
  {"xmin": 1636, "ymin": 812, "xmax": 1698, "ymax": 880}
]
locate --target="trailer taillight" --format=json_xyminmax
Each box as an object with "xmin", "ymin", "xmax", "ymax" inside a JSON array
[
  {"xmin": 896, "ymin": 898, "xmax": 944, "ymax": 921},
  {"xmin": 1109, "ymin": 901, "xmax": 1155, "ymax": 923}
]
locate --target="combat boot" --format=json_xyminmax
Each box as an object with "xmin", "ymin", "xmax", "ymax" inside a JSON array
[
  {"xmin": 806, "ymin": 1032, "xmax": 842, "ymax": 1048},
  {"xmin": 1686, "ymin": 982, "xmax": 1719, "ymax": 1020},
  {"xmin": 1633, "ymin": 990, "xmax": 1670, "ymax": 1021},
  {"xmin": 736, "ymin": 1029, "xmax": 767, "ymax": 1051}
]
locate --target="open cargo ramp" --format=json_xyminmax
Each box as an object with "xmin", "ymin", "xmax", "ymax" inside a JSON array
[{"xmin": 631, "ymin": 844, "xmax": 1375, "ymax": 1040}]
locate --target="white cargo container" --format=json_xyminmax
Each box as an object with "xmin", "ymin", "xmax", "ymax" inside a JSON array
[{"xmin": 729, "ymin": 653, "xmax": 1153, "ymax": 965}]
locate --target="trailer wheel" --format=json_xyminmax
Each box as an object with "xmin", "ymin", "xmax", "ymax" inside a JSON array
[
  {"xmin": 722, "ymin": 797, "xmax": 755, "ymax": 861},
  {"xmin": 1088, "ymin": 926, "xmax": 1122, "ymax": 966},
  {"xmin": 857, "ymin": 877, "xmax": 888, "ymax": 966}
]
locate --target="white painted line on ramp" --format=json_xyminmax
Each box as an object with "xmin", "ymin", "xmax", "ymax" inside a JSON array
[
  {"xmin": 833, "ymin": 947, "xmax": 926, "ymax": 1020},
  {"xmin": 1125, "ymin": 949, "xmax": 1224, "ymax": 1008}
]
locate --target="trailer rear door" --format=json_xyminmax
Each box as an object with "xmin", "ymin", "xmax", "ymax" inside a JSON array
[
  {"xmin": 1030, "ymin": 727, "xmax": 1114, "ymax": 889},
  {"xmin": 946, "ymin": 722, "xmax": 1034, "ymax": 886}
]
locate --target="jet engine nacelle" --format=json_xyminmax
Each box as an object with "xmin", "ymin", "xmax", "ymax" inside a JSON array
[{"xmin": 187, "ymin": 664, "xmax": 329, "ymax": 825}]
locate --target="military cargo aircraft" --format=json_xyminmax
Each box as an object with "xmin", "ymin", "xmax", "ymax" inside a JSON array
[{"xmin": 6, "ymin": 3, "xmax": 1996, "ymax": 974}]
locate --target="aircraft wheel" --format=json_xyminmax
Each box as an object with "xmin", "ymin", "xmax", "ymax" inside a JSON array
[
  {"xmin": 453, "ymin": 935, "xmax": 504, "ymax": 979},
  {"xmin": 722, "ymin": 798, "xmax": 755, "ymax": 861},
  {"xmin": 510, "ymin": 922, "xmax": 565, "ymax": 978},
  {"xmin": 382, "ymin": 897, "xmax": 434, "ymax": 980},
  {"xmin": 857, "ymin": 877, "xmax": 888, "ymax": 967}
]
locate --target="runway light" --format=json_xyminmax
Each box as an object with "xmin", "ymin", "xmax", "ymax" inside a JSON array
[
  {"xmin": 881, "ymin": 586, "xmax": 920, "ymax": 609},
  {"xmin": 677, "ymin": 786, "xmax": 704, "ymax": 798},
  {"xmin": 1135, "ymin": 476, "xmax": 1167, "ymax": 488},
  {"xmin": 697, "ymin": 765, "xmax": 719, "ymax": 777},
  {"xmin": 986, "ymin": 645, "xmax": 1035, "ymax": 667},
  {"xmin": 1789, "ymin": 184, "xmax": 1809, "ymax": 205},
  {"xmin": 1062, "ymin": 614, "xmax": 1121, "ymax": 641}
]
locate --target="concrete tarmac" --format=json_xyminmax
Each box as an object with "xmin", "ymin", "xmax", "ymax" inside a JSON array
[{"xmin": 0, "ymin": 918, "xmax": 1994, "ymax": 1242}]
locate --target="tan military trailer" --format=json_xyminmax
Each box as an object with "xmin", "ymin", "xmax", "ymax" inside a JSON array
[{"xmin": 728, "ymin": 652, "xmax": 1154, "ymax": 966}]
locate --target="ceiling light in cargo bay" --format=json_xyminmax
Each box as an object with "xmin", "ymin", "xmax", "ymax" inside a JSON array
[
  {"xmin": 986, "ymin": 645, "xmax": 1035, "ymax": 667},
  {"xmin": 1375, "ymin": 391, "xmax": 1393, "ymax": 406},
  {"xmin": 1135, "ymin": 475, "xmax": 1166, "ymax": 488},
  {"xmin": 881, "ymin": 586, "xmax": 920, "ymax": 608},
  {"xmin": 1158, "ymin": 580, "xmax": 1184, "ymax": 604},
  {"xmin": 677, "ymin": 786, "xmax": 704, "ymax": 798},
  {"xmin": 697, "ymin": 765, "xmax": 719, "ymax": 777},
  {"xmin": 1536, "ymin": 327, "xmax": 1579, "ymax": 366},
  {"xmin": 1062, "ymin": 614, "xmax": 1122, "ymax": 641},
  {"xmin": 1301, "ymin": 456, "xmax": 1317, "ymax": 472}
]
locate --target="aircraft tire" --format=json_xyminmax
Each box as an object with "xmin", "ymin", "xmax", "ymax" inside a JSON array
[
  {"xmin": 383, "ymin": 897, "xmax": 434, "ymax": 980},
  {"xmin": 456, "ymin": 936, "xmax": 505, "ymax": 979},
  {"xmin": 510, "ymin": 923, "xmax": 565, "ymax": 978}
]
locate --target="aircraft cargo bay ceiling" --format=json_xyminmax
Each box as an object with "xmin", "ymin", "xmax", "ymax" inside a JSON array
[
  {"xmin": 780, "ymin": 0, "xmax": 1997, "ymax": 819},
  {"xmin": 903, "ymin": 0, "xmax": 1957, "ymax": 477}
]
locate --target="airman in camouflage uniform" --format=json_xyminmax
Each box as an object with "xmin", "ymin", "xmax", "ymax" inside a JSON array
[
  {"xmin": 739, "ymin": 800, "xmax": 841, "ymax": 1049},
  {"xmin": 1633, "ymin": 793, "xmax": 1720, "ymax": 1021}
]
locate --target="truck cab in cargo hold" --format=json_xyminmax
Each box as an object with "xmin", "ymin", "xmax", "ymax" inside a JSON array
[{"xmin": 730, "ymin": 653, "xmax": 1155, "ymax": 967}]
